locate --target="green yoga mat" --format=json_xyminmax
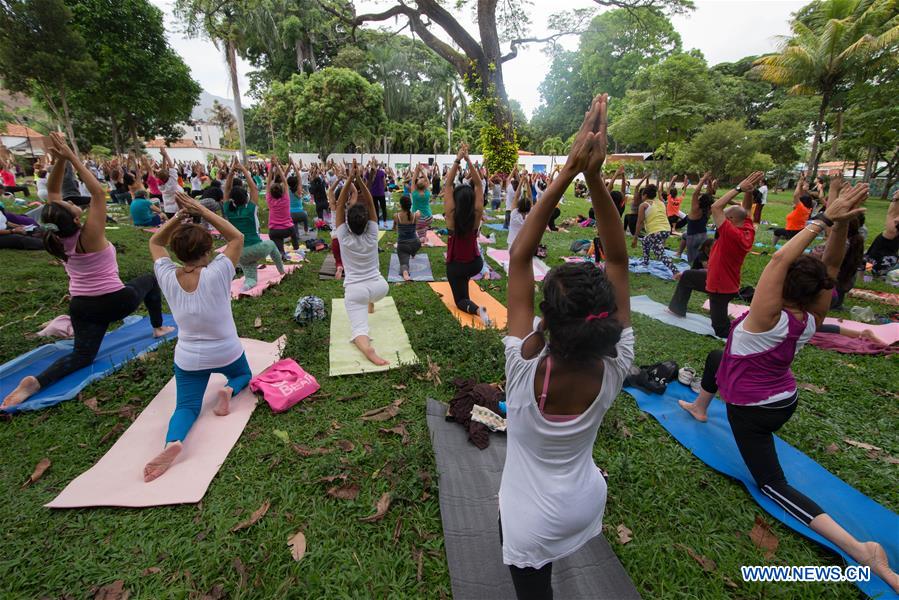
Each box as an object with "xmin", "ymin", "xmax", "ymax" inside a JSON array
[{"xmin": 329, "ymin": 296, "xmax": 419, "ymax": 376}]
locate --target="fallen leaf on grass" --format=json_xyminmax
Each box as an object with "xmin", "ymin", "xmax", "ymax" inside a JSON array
[
  {"xmin": 359, "ymin": 492, "xmax": 392, "ymax": 522},
  {"xmin": 254, "ymin": 316, "xmax": 262, "ymax": 328},
  {"xmin": 83, "ymin": 396, "xmax": 100, "ymax": 413},
  {"xmin": 231, "ymin": 500, "xmax": 270, "ymax": 532},
  {"xmin": 798, "ymin": 382, "xmax": 827, "ymax": 394},
  {"xmin": 843, "ymin": 438, "xmax": 881, "ymax": 452},
  {"xmin": 288, "ymin": 530, "xmax": 307, "ymax": 562},
  {"xmin": 232, "ymin": 558, "xmax": 247, "ymax": 588},
  {"xmin": 616, "ymin": 524, "xmax": 632, "ymax": 544},
  {"xmin": 201, "ymin": 584, "xmax": 225, "ymax": 600},
  {"xmin": 675, "ymin": 543, "xmax": 717, "ymax": 572},
  {"xmin": 615, "ymin": 419, "xmax": 632, "ymax": 439},
  {"xmin": 824, "ymin": 442, "xmax": 840, "ymax": 454},
  {"xmin": 413, "ymin": 548, "xmax": 424, "ymax": 582},
  {"xmin": 361, "ymin": 399, "xmax": 403, "ymax": 422},
  {"xmin": 140, "ymin": 567, "xmax": 162, "ymax": 576},
  {"xmin": 749, "ymin": 516, "xmax": 778, "ymax": 559},
  {"xmin": 392, "ymin": 516, "xmax": 403, "ymax": 544},
  {"xmin": 392, "ymin": 384, "xmax": 407, "ymax": 391},
  {"xmin": 379, "ymin": 424, "xmax": 410, "ymax": 445},
  {"xmin": 422, "ymin": 355, "xmax": 441, "ymax": 385},
  {"xmin": 272, "ymin": 429, "xmax": 290, "ymax": 443},
  {"xmin": 317, "ymin": 474, "xmax": 348, "ymax": 483},
  {"xmin": 327, "ymin": 483, "xmax": 360, "ymax": 500},
  {"xmin": 292, "ymin": 444, "xmax": 332, "ymax": 457},
  {"xmin": 336, "ymin": 439, "xmax": 355, "ymax": 452},
  {"xmin": 723, "ymin": 576, "xmax": 739, "ymax": 589},
  {"xmin": 22, "ymin": 457, "xmax": 51, "ymax": 488},
  {"xmin": 94, "ymin": 580, "xmax": 128, "ymax": 600}
]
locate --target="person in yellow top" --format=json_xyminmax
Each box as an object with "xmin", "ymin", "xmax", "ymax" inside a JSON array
[{"xmin": 632, "ymin": 183, "xmax": 678, "ymax": 276}]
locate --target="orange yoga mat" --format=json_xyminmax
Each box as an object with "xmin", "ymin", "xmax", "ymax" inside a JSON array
[{"xmin": 428, "ymin": 281, "xmax": 508, "ymax": 330}]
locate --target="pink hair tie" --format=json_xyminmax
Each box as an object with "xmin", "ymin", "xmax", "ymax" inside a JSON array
[{"xmin": 585, "ymin": 312, "xmax": 609, "ymax": 322}]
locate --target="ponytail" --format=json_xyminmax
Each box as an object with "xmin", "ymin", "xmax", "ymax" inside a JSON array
[{"xmin": 40, "ymin": 203, "xmax": 80, "ymax": 262}]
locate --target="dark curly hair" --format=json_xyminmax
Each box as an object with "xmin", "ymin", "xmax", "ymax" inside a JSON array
[
  {"xmin": 783, "ymin": 255, "xmax": 835, "ymax": 309},
  {"xmin": 540, "ymin": 263, "xmax": 623, "ymax": 364},
  {"xmin": 347, "ymin": 202, "xmax": 369, "ymax": 235},
  {"xmin": 642, "ymin": 184, "xmax": 657, "ymax": 200},
  {"xmin": 228, "ymin": 186, "xmax": 249, "ymax": 211}
]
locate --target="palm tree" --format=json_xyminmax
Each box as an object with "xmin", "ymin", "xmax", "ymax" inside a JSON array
[
  {"xmin": 541, "ymin": 136, "xmax": 566, "ymax": 168},
  {"xmin": 175, "ymin": 0, "xmax": 249, "ymax": 161},
  {"xmin": 753, "ymin": 0, "xmax": 899, "ymax": 176}
]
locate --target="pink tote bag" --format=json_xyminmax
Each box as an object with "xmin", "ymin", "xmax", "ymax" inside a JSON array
[{"xmin": 249, "ymin": 358, "xmax": 320, "ymax": 413}]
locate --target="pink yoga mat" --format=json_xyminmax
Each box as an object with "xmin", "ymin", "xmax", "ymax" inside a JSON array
[
  {"xmin": 46, "ymin": 337, "xmax": 283, "ymax": 509},
  {"xmin": 486, "ymin": 248, "xmax": 550, "ymax": 281},
  {"xmin": 424, "ymin": 231, "xmax": 447, "ymax": 247},
  {"xmin": 231, "ymin": 264, "xmax": 298, "ymax": 299},
  {"xmin": 702, "ymin": 301, "xmax": 899, "ymax": 346}
]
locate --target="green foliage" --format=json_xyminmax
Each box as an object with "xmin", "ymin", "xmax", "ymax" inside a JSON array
[
  {"xmin": 541, "ymin": 136, "xmax": 566, "ymax": 156},
  {"xmin": 479, "ymin": 124, "xmax": 518, "ymax": 174},
  {"xmin": 757, "ymin": 95, "xmax": 818, "ymax": 169},
  {"xmin": 672, "ymin": 120, "xmax": 773, "ymax": 182}
]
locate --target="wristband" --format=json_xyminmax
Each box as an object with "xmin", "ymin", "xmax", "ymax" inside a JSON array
[
  {"xmin": 735, "ymin": 186, "xmax": 742, "ymax": 193},
  {"xmin": 811, "ymin": 213, "xmax": 834, "ymax": 227}
]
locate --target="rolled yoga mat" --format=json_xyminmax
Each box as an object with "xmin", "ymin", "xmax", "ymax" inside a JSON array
[
  {"xmin": 46, "ymin": 337, "xmax": 283, "ymax": 508},
  {"xmin": 624, "ymin": 383, "xmax": 899, "ymax": 600},
  {"xmin": 328, "ymin": 296, "xmax": 419, "ymax": 376},
  {"xmin": 1, "ymin": 314, "xmax": 178, "ymax": 414},
  {"xmin": 387, "ymin": 253, "xmax": 434, "ymax": 282},
  {"xmin": 425, "ymin": 398, "xmax": 641, "ymax": 600},
  {"xmin": 428, "ymin": 281, "xmax": 508, "ymax": 330}
]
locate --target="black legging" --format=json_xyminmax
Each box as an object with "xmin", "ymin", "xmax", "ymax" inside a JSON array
[
  {"xmin": 623, "ymin": 213, "xmax": 638, "ymax": 235},
  {"xmin": 446, "ymin": 256, "xmax": 483, "ymax": 314},
  {"xmin": 0, "ymin": 233, "xmax": 43, "ymax": 250},
  {"xmin": 499, "ymin": 514, "xmax": 553, "ymax": 600},
  {"xmin": 373, "ymin": 195, "xmax": 388, "ymax": 224},
  {"xmin": 4, "ymin": 184, "xmax": 30, "ymax": 197},
  {"xmin": 700, "ymin": 349, "xmax": 824, "ymax": 526},
  {"xmin": 547, "ymin": 208, "xmax": 561, "ymax": 232},
  {"xmin": 269, "ymin": 227, "xmax": 297, "ymax": 256},
  {"xmin": 36, "ymin": 274, "xmax": 164, "ymax": 388}
]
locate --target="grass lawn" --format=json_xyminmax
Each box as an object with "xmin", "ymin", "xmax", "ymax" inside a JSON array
[{"xmin": 0, "ymin": 188, "xmax": 896, "ymax": 599}]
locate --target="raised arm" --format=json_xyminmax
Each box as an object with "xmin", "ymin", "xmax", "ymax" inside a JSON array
[
  {"xmin": 335, "ymin": 168, "xmax": 353, "ymax": 227},
  {"xmin": 744, "ymin": 183, "xmax": 868, "ymax": 332},
  {"xmin": 353, "ymin": 161, "xmax": 377, "ymax": 223},
  {"xmin": 238, "ymin": 162, "xmax": 259, "ymax": 204},
  {"xmin": 223, "ymin": 158, "xmax": 237, "ymax": 200},
  {"xmin": 443, "ymin": 144, "xmax": 466, "ymax": 230},
  {"xmin": 48, "ymin": 133, "xmax": 107, "ymax": 244},
  {"xmin": 463, "ymin": 148, "xmax": 484, "ymax": 220},
  {"xmin": 689, "ymin": 172, "xmax": 710, "ymax": 217},
  {"xmin": 710, "ymin": 171, "xmax": 762, "ymax": 227}
]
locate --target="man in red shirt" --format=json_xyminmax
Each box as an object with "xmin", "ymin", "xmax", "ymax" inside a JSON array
[
  {"xmin": 1, "ymin": 160, "xmax": 31, "ymax": 197},
  {"xmin": 667, "ymin": 171, "xmax": 764, "ymax": 337}
]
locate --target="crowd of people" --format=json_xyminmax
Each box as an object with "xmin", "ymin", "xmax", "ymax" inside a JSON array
[{"xmin": 0, "ymin": 91, "xmax": 898, "ymax": 598}]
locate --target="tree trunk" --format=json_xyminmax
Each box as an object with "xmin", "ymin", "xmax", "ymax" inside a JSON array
[
  {"xmin": 829, "ymin": 110, "xmax": 843, "ymax": 160},
  {"xmin": 852, "ymin": 159, "xmax": 858, "ymax": 179},
  {"xmin": 226, "ymin": 39, "xmax": 248, "ymax": 162},
  {"xmin": 446, "ymin": 85, "xmax": 454, "ymax": 154},
  {"xmin": 807, "ymin": 91, "xmax": 830, "ymax": 178},
  {"xmin": 863, "ymin": 146, "xmax": 876, "ymax": 183},
  {"xmin": 295, "ymin": 38, "xmax": 305, "ymax": 72},
  {"xmin": 308, "ymin": 34, "xmax": 318, "ymax": 72},
  {"xmin": 58, "ymin": 87, "xmax": 80, "ymax": 159},
  {"xmin": 111, "ymin": 118, "xmax": 122, "ymax": 157}
]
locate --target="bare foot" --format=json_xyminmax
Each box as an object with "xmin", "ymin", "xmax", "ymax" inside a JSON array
[
  {"xmin": 368, "ymin": 302, "xmax": 375, "ymax": 314},
  {"xmin": 678, "ymin": 399, "xmax": 708, "ymax": 422},
  {"xmin": 143, "ymin": 441, "xmax": 183, "ymax": 482},
  {"xmin": 665, "ymin": 308, "xmax": 685, "ymax": 318},
  {"xmin": 860, "ymin": 542, "xmax": 899, "ymax": 593},
  {"xmin": 362, "ymin": 346, "xmax": 389, "ymax": 366},
  {"xmin": 335, "ymin": 266, "xmax": 343, "ymax": 280},
  {"xmin": 1, "ymin": 376, "xmax": 40, "ymax": 409},
  {"xmin": 214, "ymin": 386, "xmax": 233, "ymax": 416},
  {"xmin": 153, "ymin": 325, "xmax": 175, "ymax": 338},
  {"xmin": 402, "ymin": 270, "xmax": 411, "ymax": 281}
]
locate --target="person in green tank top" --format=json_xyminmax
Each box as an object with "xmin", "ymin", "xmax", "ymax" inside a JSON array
[
  {"xmin": 222, "ymin": 159, "xmax": 284, "ymax": 291},
  {"xmin": 631, "ymin": 183, "xmax": 678, "ymax": 276},
  {"xmin": 410, "ymin": 163, "xmax": 432, "ymax": 242}
]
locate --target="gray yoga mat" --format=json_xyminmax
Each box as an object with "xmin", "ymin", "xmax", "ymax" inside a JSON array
[
  {"xmin": 425, "ymin": 399, "xmax": 641, "ymax": 600},
  {"xmin": 387, "ymin": 253, "xmax": 434, "ymax": 282},
  {"xmin": 629, "ymin": 294, "xmax": 718, "ymax": 337},
  {"xmin": 318, "ymin": 254, "xmax": 337, "ymax": 280}
]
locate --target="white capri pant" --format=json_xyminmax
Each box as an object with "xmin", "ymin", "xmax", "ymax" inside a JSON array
[{"xmin": 344, "ymin": 276, "xmax": 389, "ymax": 341}]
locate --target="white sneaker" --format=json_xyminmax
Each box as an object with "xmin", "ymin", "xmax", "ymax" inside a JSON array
[
  {"xmin": 677, "ymin": 367, "xmax": 696, "ymax": 386},
  {"xmin": 690, "ymin": 379, "xmax": 703, "ymax": 394},
  {"xmin": 478, "ymin": 306, "xmax": 492, "ymax": 328}
]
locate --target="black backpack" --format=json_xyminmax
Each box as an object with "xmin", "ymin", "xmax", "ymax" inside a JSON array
[{"xmin": 625, "ymin": 360, "xmax": 679, "ymax": 395}]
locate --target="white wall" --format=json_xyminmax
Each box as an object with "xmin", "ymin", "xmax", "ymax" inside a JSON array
[
  {"xmin": 179, "ymin": 121, "xmax": 223, "ymax": 149},
  {"xmin": 145, "ymin": 147, "xmax": 237, "ymax": 164},
  {"xmin": 289, "ymin": 152, "xmax": 570, "ymax": 174}
]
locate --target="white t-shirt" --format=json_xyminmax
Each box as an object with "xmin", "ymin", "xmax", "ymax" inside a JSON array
[
  {"xmin": 499, "ymin": 327, "xmax": 635, "ymax": 569},
  {"xmin": 36, "ymin": 177, "xmax": 49, "ymax": 201},
  {"xmin": 759, "ymin": 184, "xmax": 768, "ymax": 205},
  {"xmin": 505, "ymin": 183, "xmax": 515, "ymax": 211},
  {"xmin": 154, "ymin": 254, "xmax": 244, "ymax": 371},
  {"xmin": 508, "ymin": 210, "xmax": 526, "ymax": 249},
  {"xmin": 730, "ymin": 311, "xmax": 815, "ymax": 404},
  {"xmin": 190, "ymin": 175, "xmax": 203, "ymax": 192},
  {"xmin": 335, "ymin": 221, "xmax": 381, "ymax": 286},
  {"xmin": 300, "ymin": 170, "xmax": 309, "ymax": 187},
  {"xmin": 160, "ymin": 168, "xmax": 181, "ymax": 213}
]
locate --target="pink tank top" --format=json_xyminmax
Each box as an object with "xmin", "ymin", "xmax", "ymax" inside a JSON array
[
  {"xmin": 267, "ymin": 192, "xmax": 293, "ymax": 230},
  {"xmin": 63, "ymin": 232, "xmax": 125, "ymax": 297}
]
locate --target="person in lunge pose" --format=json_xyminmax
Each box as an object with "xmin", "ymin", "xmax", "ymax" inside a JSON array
[
  {"xmin": 394, "ymin": 195, "xmax": 421, "ymax": 282},
  {"xmin": 678, "ymin": 181, "xmax": 899, "ymax": 593},
  {"xmin": 144, "ymin": 192, "xmax": 247, "ymax": 482},
  {"xmin": 2, "ymin": 133, "xmax": 173, "ymax": 410},
  {"xmin": 631, "ymin": 181, "xmax": 679, "ymax": 277},
  {"xmin": 500, "ymin": 94, "xmax": 634, "ymax": 600}
]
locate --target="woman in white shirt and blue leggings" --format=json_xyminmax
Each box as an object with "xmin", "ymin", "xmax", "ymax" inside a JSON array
[
  {"xmin": 501, "ymin": 95, "xmax": 633, "ymax": 600},
  {"xmin": 144, "ymin": 192, "xmax": 248, "ymax": 482}
]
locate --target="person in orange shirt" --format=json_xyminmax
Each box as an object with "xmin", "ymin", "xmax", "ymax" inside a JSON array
[
  {"xmin": 666, "ymin": 174, "xmax": 686, "ymax": 231},
  {"xmin": 773, "ymin": 173, "xmax": 814, "ymax": 246}
]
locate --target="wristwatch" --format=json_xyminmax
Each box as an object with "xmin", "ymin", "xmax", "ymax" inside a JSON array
[
  {"xmin": 735, "ymin": 186, "xmax": 743, "ymax": 193},
  {"xmin": 811, "ymin": 213, "xmax": 834, "ymax": 227}
]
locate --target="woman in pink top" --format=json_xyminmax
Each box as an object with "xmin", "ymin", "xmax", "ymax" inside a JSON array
[
  {"xmin": 680, "ymin": 179, "xmax": 898, "ymax": 593},
  {"xmin": 1, "ymin": 134, "xmax": 175, "ymax": 410},
  {"xmin": 265, "ymin": 158, "xmax": 296, "ymax": 261}
]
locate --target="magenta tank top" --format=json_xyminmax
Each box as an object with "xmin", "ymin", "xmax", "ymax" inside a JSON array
[
  {"xmin": 63, "ymin": 232, "xmax": 125, "ymax": 297},
  {"xmin": 716, "ymin": 311, "xmax": 807, "ymax": 406}
]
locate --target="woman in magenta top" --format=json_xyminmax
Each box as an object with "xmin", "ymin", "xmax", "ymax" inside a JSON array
[
  {"xmin": 1, "ymin": 134, "xmax": 175, "ymax": 410},
  {"xmin": 264, "ymin": 158, "xmax": 296, "ymax": 261},
  {"xmin": 444, "ymin": 144, "xmax": 490, "ymax": 326},
  {"xmin": 679, "ymin": 179, "xmax": 898, "ymax": 593}
]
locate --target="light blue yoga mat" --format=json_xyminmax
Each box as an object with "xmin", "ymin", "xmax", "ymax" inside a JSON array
[
  {"xmin": 387, "ymin": 253, "xmax": 434, "ymax": 283},
  {"xmin": 0, "ymin": 314, "xmax": 177, "ymax": 413},
  {"xmin": 629, "ymin": 295, "xmax": 718, "ymax": 337},
  {"xmin": 628, "ymin": 256, "xmax": 689, "ymax": 280},
  {"xmin": 484, "ymin": 223, "xmax": 507, "ymax": 231},
  {"xmin": 625, "ymin": 382, "xmax": 899, "ymax": 599}
]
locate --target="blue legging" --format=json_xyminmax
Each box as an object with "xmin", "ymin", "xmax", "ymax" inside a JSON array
[{"xmin": 166, "ymin": 353, "xmax": 252, "ymax": 443}]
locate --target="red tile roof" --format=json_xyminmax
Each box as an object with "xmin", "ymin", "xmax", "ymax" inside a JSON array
[
  {"xmin": 1, "ymin": 123, "xmax": 42, "ymax": 138},
  {"xmin": 146, "ymin": 138, "xmax": 198, "ymax": 148}
]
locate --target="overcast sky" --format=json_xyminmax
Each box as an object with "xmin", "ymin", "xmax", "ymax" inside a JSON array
[{"xmin": 151, "ymin": 0, "xmax": 806, "ymax": 118}]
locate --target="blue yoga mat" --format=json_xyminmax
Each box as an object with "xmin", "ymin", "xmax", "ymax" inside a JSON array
[
  {"xmin": 625, "ymin": 383, "xmax": 898, "ymax": 599},
  {"xmin": 628, "ymin": 257, "xmax": 689, "ymax": 280},
  {"xmin": 0, "ymin": 314, "xmax": 177, "ymax": 413},
  {"xmin": 484, "ymin": 223, "xmax": 507, "ymax": 231}
]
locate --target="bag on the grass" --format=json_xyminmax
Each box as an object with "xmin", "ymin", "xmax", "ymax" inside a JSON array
[
  {"xmin": 294, "ymin": 295, "xmax": 327, "ymax": 325},
  {"xmin": 250, "ymin": 359, "xmax": 320, "ymax": 413},
  {"xmin": 625, "ymin": 360, "xmax": 679, "ymax": 395},
  {"xmin": 535, "ymin": 244, "xmax": 548, "ymax": 259}
]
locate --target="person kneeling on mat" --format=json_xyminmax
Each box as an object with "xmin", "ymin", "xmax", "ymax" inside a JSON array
[
  {"xmin": 2, "ymin": 133, "xmax": 174, "ymax": 410},
  {"xmin": 336, "ymin": 160, "xmax": 391, "ymax": 366},
  {"xmin": 394, "ymin": 195, "xmax": 421, "ymax": 282},
  {"xmin": 144, "ymin": 192, "xmax": 248, "ymax": 482},
  {"xmin": 500, "ymin": 94, "xmax": 634, "ymax": 600},
  {"xmin": 679, "ymin": 181, "xmax": 899, "ymax": 593}
]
